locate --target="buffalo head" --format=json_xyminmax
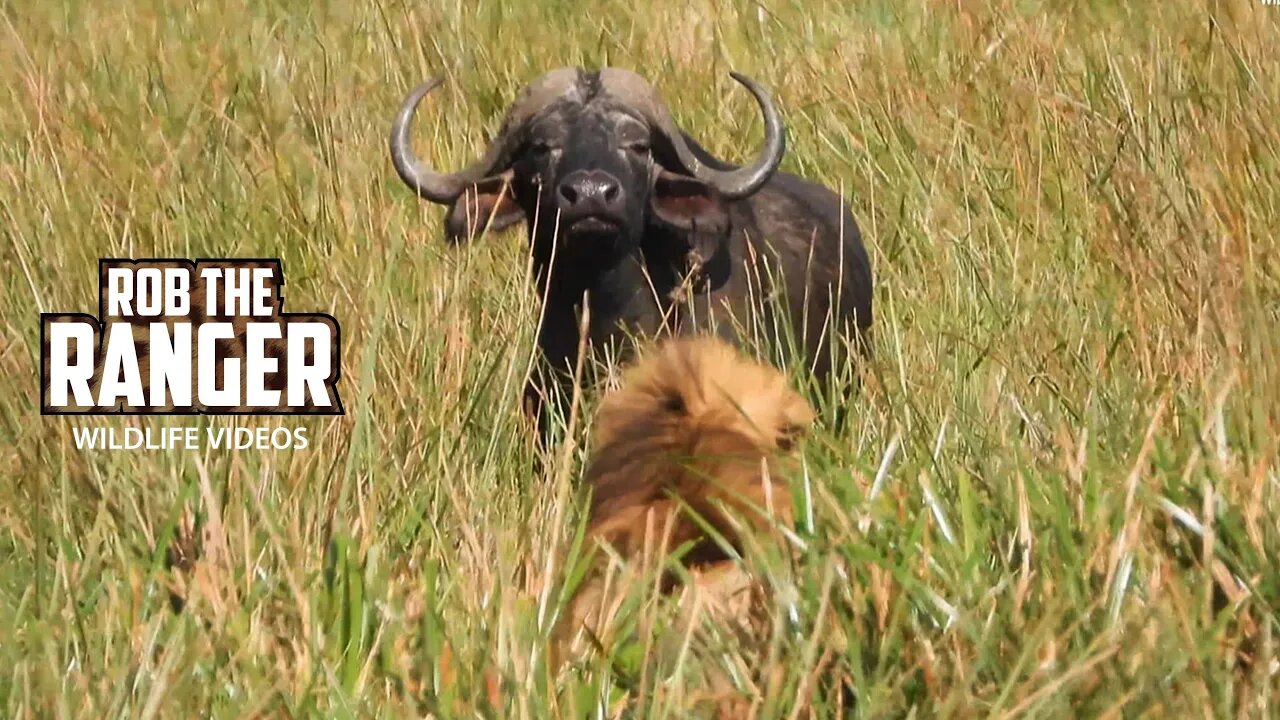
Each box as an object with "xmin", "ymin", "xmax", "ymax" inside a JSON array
[{"xmin": 389, "ymin": 68, "xmax": 784, "ymax": 265}]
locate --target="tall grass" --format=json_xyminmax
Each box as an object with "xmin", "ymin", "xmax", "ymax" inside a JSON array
[{"xmin": 2, "ymin": 0, "xmax": 1278, "ymax": 716}]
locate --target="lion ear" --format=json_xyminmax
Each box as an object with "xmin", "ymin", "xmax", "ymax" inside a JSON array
[{"xmin": 444, "ymin": 171, "xmax": 525, "ymax": 241}]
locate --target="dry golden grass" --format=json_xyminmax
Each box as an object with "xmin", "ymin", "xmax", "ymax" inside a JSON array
[{"xmin": 1, "ymin": 0, "xmax": 1278, "ymax": 717}]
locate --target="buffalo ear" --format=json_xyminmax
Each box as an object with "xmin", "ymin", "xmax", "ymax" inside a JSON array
[
  {"xmin": 649, "ymin": 171, "xmax": 729, "ymax": 236},
  {"xmin": 444, "ymin": 171, "xmax": 525, "ymax": 242},
  {"xmin": 649, "ymin": 170, "xmax": 729, "ymax": 265}
]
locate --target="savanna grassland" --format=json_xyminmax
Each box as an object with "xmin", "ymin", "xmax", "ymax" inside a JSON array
[{"xmin": 2, "ymin": 0, "xmax": 1279, "ymax": 717}]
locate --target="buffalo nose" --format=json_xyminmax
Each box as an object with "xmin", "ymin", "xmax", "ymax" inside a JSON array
[{"xmin": 556, "ymin": 170, "xmax": 622, "ymax": 213}]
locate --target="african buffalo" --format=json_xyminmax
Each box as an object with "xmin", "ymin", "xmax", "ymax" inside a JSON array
[{"xmin": 389, "ymin": 67, "xmax": 872, "ymax": 436}]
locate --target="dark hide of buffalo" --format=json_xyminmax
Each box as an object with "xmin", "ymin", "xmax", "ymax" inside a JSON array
[{"xmin": 389, "ymin": 68, "xmax": 872, "ymax": 442}]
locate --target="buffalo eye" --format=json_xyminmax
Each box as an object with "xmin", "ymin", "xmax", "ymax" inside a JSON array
[
  {"xmin": 625, "ymin": 140, "xmax": 650, "ymax": 156},
  {"xmin": 530, "ymin": 140, "xmax": 555, "ymax": 157}
]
